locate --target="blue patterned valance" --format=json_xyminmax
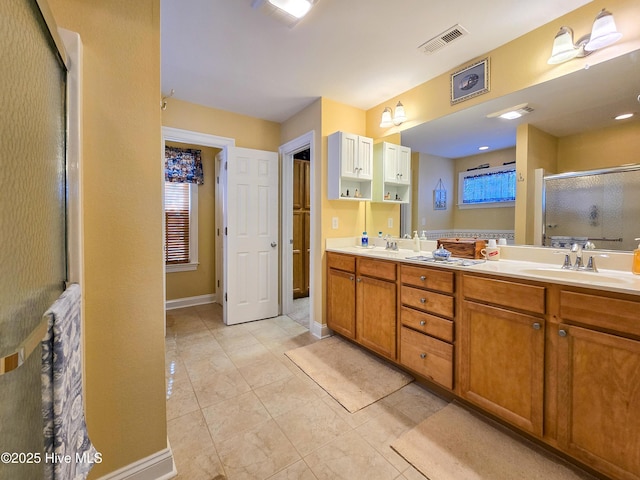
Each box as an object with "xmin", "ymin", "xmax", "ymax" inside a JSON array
[{"xmin": 165, "ymin": 146, "xmax": 203, "ymax": 184}]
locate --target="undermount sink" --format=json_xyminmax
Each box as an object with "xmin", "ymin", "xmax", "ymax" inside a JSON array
[{"xmin": 518, "ymin": 267, "xmax": 631, "ymax": 285}]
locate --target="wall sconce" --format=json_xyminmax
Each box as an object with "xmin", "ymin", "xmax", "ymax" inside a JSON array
[
  {"xmin": 547, "ymin": 9, "xmax": 622, "ymax": 64},
  {"xmin": 380, "ymin": 101, "xmax": 406, "ymax": 128}
]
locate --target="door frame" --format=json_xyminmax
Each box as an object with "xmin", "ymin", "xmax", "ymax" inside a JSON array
[
  {"xmin": 161, "ymin": 127, "xmax": 235, "ymax": 306},
  {"xmin": 280, "ymin": 131, "xmax": 315, "ymax": 331}
]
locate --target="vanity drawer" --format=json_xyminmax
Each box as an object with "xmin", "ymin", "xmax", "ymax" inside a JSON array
[
  {"xmin": 401, "ymin": 306, "xmax": 454, "ymax": 343},
  {"xmin": 462, "ymin": 274, "xmax": 546, "ymax": 315},
  {"xmin": 401, "ymin": 286, "xmax": 454, "ymax": 319},
  {"xmin": 400, "ymin": 326, "xmax": 453, "ymax": 390},
  {"xmin": 357, "ymin": 257, "xmax": 397, "ymax": 282},
  {"xmin": 560, "ymin": 291, "xmax": 640, "ymax": 337},
  {"xmin": 400, "ymin": 265, "xmax": 454, "ymax": 293},
  {"xmin": 327, "ymin": 252, "xmax": 355, "ymax": 273}
]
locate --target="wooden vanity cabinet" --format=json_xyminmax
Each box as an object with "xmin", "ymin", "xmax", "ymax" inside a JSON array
[
  {"xmin": 399, "ymin": 265, "xmax": 455, "ymax": 389},
  {"xmin": 355, "ymin": 257, "xmax": 397, "ymax": 360},
  {"xmin": 326, "ymin": 252, "xmax": 356, "ymax": 339},
  {"xmin": 459, "ymin": 275, "xmax": 546, "ymax": 436},
  {"xmin": 326, "ymin": 252, "xmax": 397, "ymax": 359},
  {"xmin": 556, "ymin": 290, "xmax": 640, "ymax": 480}
]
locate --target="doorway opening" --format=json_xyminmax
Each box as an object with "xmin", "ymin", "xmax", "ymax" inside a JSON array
[{"xmin": 280, "ymin": 131, "xmax": 316, "ymax": 334}]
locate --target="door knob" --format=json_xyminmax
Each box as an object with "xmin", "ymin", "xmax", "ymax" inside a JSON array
[{"xmin": 271, "ymin": 241, "xmax": 277, "ymax": 247}]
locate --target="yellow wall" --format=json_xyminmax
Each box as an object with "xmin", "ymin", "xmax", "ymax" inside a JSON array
[
  {"xmin": 48, "ymin": 1, "xmax": 167, "ymax": 477},
  {"xmin": 558, "ymin": 119, "xmax": 640, "ymax": 172},
  {"xmin": 163, "ymin": 98, "xmax": 281, "ymax": 151},
  {"xmin": 413, "ymin": 153, "xmax": 455, "ymax": 231},
  {"xmin": 366, "ymin": 0, "xmax": 640, "ymax": 140},
  {"xmin": 453, "ymin": 148, "xmax": 517, "ymax": 231},
  {"xmin": 165, "ymin": 143, "xmax": 219, "ymax": 301}
]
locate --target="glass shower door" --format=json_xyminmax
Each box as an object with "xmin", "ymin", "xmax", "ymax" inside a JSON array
[{"xmin": 0, "ymin": 1, "xmax": 68, "ymax": 478}]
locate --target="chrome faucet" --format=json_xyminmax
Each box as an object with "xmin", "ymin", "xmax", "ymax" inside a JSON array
[
  {"xmin": 570, "ymin": 243, "xmax": 583, "ymax": 269},
  {"xmin": 562, "ymin": 242, "xmax": 598, "ymax": 272}
]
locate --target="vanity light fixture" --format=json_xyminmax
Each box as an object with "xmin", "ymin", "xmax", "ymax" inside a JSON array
[
  {"xmin": 380, "ymin": 101, "xmax": 406, "ymax": 128},
  {"xmin": 547, "ymin": 9, "xmax": 622, "ymax": 65}
]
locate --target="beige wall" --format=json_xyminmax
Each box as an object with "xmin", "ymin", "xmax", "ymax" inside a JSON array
[
  {"xmin": 453, "ymin": 148, "xmax": 517, "ymax": 231},
  {"xmin": 48, "ymin": 1, "xmax": 166, "ymax": 477},
  {"xmin": 165, "ymin": 143, "xmax": 219, "ymax": 301},
  {"xmin": 414, "ymin": 153, "xmax": 455, "ymax": 231}
]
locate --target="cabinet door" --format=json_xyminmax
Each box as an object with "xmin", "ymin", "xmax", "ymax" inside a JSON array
[
  {"xmin": 292, "ymin": 211, "xmax": 303, "ymax": 298},
  {"xmin": 293, "ymin": 159, "xmax": 303, "ymax": 210},
  {"xmin": 327, "ymin": 267, "xmax": 356, "ymax": 338},
  {"xmin": 339, "ymin": 132, "xmax": 359, "ymax": 179},
  {"xmin": 459, "ymin": 301, "xmax": 545, "ymax": 436},
  {"xmin": 383, "ymin": 143, "xmax": 399, "ymax": 183},
  {"xmin": 557, "ymin": 324, "xmax": 640, "ymax": 479},
  {"xmin": 356, "ymin": 275, "xmax": 397, "ymax": 360},
  {"xmin": 357, "ymin": 135, "xmax": 373, "ymax": 180},
  {"xmin": 396, "ymin": 146, "xmax": 411, "ymax": 185}
]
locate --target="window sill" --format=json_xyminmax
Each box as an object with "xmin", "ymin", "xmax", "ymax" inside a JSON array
[
  {"xmin": 166, "ymin": 262, "xmax": 199, "ymax": 273},
  {"xmin": 457, "ymin": 201, "xmax": 515, "ymax": 209}
]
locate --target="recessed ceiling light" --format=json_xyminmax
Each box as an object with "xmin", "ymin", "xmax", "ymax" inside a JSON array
[
  {"xmin": 478, "ymin": 146, "xmax": 489, "ymax": 151},
  {"xmin": 614, "ymin": 113, "xmax": 634, "ymax": 120},
  {"xmin": 268, "ymin": 0, "xmax": 312, "ymax": 18}
]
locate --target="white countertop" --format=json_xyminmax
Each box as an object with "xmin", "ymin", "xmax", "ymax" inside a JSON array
[{"xmin": 326, "ymin": 237, "xmax": 640, "ymax": 296}]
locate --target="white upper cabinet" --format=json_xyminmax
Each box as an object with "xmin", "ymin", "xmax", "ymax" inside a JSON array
[
  {"xmin": 373, "ymin": 142, "xmax": 412, "ymax": 203},
  {"xmin": 328, "ymin": 131, "xmax": 373, "ymax": 200}
]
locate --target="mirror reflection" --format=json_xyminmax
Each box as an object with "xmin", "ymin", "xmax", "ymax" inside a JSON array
[{"xmin": 398, "ymin": 49, "xmax": 640, "ymax": 251}]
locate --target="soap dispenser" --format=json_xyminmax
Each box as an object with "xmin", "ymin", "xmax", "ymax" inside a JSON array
[
  {"xmin": 413, "ymin": 231, "xmax": 420, "ymax": 252},
  {"xmin": 633, "ymin": 238, "xmax": 640, "ymax": 275}
]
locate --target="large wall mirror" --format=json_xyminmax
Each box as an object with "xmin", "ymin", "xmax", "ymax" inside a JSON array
[{"xmin": 398, "ymin": 48, "xmax": 640, "ymax": 251}]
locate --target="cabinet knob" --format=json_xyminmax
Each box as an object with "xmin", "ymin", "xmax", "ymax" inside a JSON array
[
  {"xmin": 349, "ymin": 276, "xmax": 354, "ymax": 281},
  {"xmin": 420, "ymin": 275, "xmax": 426, "ymax": 281},
  {"xmin": 558, "ymin": 329, "xmax": 567, "ymax": 337},
  {"xmin": 420, "ymin": 353, "xmax": 427, "ymax": 359},
  {"xmin": 532, "ymin": 322, "xmax": 541, "ymax": 330},
  {"xmin": 356, "ymin": 277, "xmax": 361, "ymax": 283},
  {"xmin": 419, "ymin": 320, "xmax": 426, "ymax": 326},
  {"xmin": 420, "ymin": 298, "xmax": 426, "ymax": 304}
]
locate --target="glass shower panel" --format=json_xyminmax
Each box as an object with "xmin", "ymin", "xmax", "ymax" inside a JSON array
[
  {"xmin": 544, "ymin": 167, "xmax": 640, "ymax": 251},
  {"xmin": 0, "ymin": 1, "xmax": 67, "ymax": 478}
]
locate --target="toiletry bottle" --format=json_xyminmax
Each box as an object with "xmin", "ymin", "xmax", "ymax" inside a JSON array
[
  {"xmin": 378, "ymin": 232, "xmax": 383, "ymax": 239},
  {"xmin": 361, "ymin": 231, "xmax": 368, "ymax": 247},
  {"xmin": 633, "ymin": 238, "xmax": 640, "ymax": 275},
  {"xmin": 413, "ymin": 231, "xmax": 420, "ymax": 252}
]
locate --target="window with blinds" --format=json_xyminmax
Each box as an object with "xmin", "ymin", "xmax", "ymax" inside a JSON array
[
  {"xmin": 165, "ymin": 182, "xmax": 191, "ymax": 264},
  {"xmin": 458, "ymin": 165, "xmax": 516, "ymax": 208}
]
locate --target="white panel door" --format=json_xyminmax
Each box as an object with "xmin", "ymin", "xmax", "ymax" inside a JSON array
[{"xmin": 223, "ymin": 147, "xmax": 279, "ymax": 325}]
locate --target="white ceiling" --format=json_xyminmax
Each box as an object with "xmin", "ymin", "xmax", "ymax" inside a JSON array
[{"xmin": 161, "ymin": 0, "xmax": 593, "ymax": 123}]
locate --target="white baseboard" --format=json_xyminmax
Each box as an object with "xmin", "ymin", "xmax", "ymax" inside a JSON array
[
  {"xmin": 310, "ymin": 321, "xmax": 332, "ymax": 339},
  {"xmin": 96, "ymin": 444, "xmax": 176, "ymax": 480},
  {"xmin": 165, "ymin": 293, "xmax": 216, "ymax": 310}
]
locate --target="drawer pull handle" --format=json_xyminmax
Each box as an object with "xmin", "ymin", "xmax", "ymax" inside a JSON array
[
  {"xmin": 532, "ymin": 322, "xmax": 541, "ymax": 330},
  {"xmin": 420, "ymin": 298, "xmax": 427, "ymax": 304},
  {"xmin": 419, "ymin": 320, "xmax": 426, "ymax": 326},
  {"xmin": 420, "ymin": 353, "xmax": 427, "ymax": 359},
  {"xmin": 558, "ymin": 329, "xmax": 567, "ymax": 337},
  {"xmin": 420, "ymin": 275, "xmax": 426, "ymax": 281}
]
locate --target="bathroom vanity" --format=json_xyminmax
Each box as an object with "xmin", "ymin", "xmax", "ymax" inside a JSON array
[{"xmin": 326, "ymin": 241, "xmax": 640, "ymax": 480}]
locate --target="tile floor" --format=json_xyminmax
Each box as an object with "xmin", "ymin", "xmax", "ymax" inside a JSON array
[{"xmin": 165, "ymin": 303, "xmax": 449, "ymax": 480}]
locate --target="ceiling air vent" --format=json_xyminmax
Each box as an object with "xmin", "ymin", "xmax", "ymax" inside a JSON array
[{"xmin": 418, "ymin": 24, "xmax": 469, "ymax": 54}]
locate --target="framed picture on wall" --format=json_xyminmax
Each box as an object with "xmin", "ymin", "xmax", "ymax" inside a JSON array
[
  {"xmin": 434, "ymin": 179, "xmax": 447, "ymax": 210},
  {"xmin": 451, "ymin": 57, "xmax": 490, "ymax": 105}
]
